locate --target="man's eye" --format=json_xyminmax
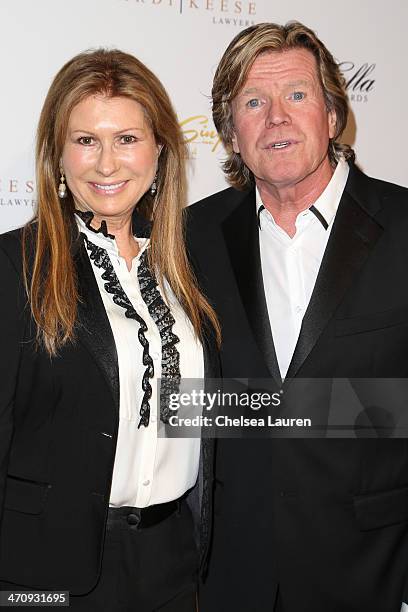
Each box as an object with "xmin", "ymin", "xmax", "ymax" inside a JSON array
[
  {"xmin": 120, "ymin": 135, "xmax": 137, "ymax": 144},
  {"xmin": 246, "ymin": 98, "xmax": 261, "ymax": 108},
  {"xmin": 77, "ymin": 136, "xmax": 94, "ymax": 145},
  {"xmin": 291, "ymin": 91, "xmax": 305, "ymax": 101}
]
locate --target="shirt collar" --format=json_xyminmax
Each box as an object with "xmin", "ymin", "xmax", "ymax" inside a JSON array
[
  {"xmin": 75, "ymin": 211, "xmax": 149, "ymax": 260},
  {"xmin": 256, "ymin": 156, "xmax": 350, "ymax": 231}
]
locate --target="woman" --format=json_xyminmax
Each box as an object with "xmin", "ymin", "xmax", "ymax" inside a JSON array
[{"xmin": 0, "ymin": 49, "xmax": 220, "ymax": 610}]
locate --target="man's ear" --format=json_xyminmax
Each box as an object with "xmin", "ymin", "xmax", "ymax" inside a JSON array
[
  {"xmin": 328, "ymin": 108, "xmax": 337, "ymax": 140},
  {"xmin": 231, "ymin": 132, "xmax": 240, "ymax": 154}
]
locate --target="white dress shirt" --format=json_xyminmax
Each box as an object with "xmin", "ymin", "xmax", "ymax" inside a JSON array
[
  {"xmin": 76, "ymin": 214, "xmax": 204, "ymax": 508},
  {"xmin": 257, "ymin": 157, "xmax": 349, "ymax": 379}
]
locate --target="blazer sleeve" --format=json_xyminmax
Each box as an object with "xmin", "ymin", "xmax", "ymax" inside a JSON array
[{"xmin": 0, "ymin": 241, "xmax": 25, "ymax": 526}]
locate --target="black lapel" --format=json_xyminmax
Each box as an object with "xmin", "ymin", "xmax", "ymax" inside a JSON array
[
  {"xmin": 74, "ymin": 241, "xmax": 119, "ymax": 410},
  {"xmin": 70, "ymin": 210, "xmax": 149, "ymax": 412},
  {"xmin": 221, "ymin": 190, "xmax": 282, "ymax": 384},
  {"xmin": 197, "ymin": 323, "xmax": 220, "ymax": 569},
  {"xmin": 286, "ymin": 176, "xmax": 384, "ymax": 379},
  {"xmin": 202, "ymin": 320, "xmax": 220, "ymax": 380}
]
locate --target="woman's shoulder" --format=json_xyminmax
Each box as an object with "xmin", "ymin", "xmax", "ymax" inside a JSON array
[{"xmin": 0, "ymin": 223, "xmax": 36, "ymax": 272}]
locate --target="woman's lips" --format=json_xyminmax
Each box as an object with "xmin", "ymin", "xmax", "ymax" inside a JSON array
[{"xmin": 88, "ymin": 180, "xmax": 128, "ymax": 195}]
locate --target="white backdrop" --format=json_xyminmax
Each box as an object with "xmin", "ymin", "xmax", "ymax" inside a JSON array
[{"xmin": 0, "ymin": 0, "xmax": 406, "ymax": 233}]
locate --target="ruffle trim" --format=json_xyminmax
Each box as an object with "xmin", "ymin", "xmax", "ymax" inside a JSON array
[
  {"xmin": 82, "ymin": 233, "xmax": 180, "ymax": 428},
  {"xmin": 138, "ymin": 251, "xmax": 181, "ymax": 424},
  {"xmin": 75, "ymin": 209, "xmax": 115, "ymax": 240}
]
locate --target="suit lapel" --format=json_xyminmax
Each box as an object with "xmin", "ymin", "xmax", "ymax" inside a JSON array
[
  {"xmin": 286, "ymin": 174, "xmax": 384, "ymax": 379},
  {"xmin": 221, "ymin": 190, "xmax": 282, "ymax": 384},
  {"xmin": 74, "ymin": 242, "xmax": 119, "ymax": 410},
  {"xmin": 197, "ymin": 325, "xmax": 220, "ymax": 570}
]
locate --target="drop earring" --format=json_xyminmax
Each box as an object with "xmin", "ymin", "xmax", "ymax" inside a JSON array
[
  {"xmin": 150, "ymin": 174, "xmax": 157, "ymax": 196},
  {"xmin": 58, "ymin": 168, "xmax": 67, "ymax": 199}
]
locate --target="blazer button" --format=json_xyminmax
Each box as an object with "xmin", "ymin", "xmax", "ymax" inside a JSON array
[{"xmin": 127, "ymin": 513, "xmax": 141, "ymax": 526}]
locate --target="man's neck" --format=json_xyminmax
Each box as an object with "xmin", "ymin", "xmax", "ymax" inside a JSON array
[{"xmin": 256, "ymin": 159, "xmax": 335, "ymax": 238}]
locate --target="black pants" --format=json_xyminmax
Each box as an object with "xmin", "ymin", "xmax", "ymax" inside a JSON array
[{"xmin": 0, "ymin": 500, "xmax": 198, "ymax": 611}]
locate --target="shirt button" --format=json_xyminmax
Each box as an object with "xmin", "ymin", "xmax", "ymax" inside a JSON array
[
  {"xmin": 150, "ymin": 415, "xmax": 157, "ymax": 423},
  {"xmin": 295, "ymin": 306, "xmax": 303, "ymax": 313},
  {"xmin": 151, "ymin": 351, "xmax": 160, "ymax": 360},
  {"xmin": 142, "ymin": 479, "xmax": 151, "ymax": 487}
]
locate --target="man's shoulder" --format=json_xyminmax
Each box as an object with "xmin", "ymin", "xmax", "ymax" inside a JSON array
[
  {"xmin": 346, "ymin": 163, "xmax": 408, "ymax": 224},
  {"xmin": 366, "ymin": 173, "xmax": 407, "ymax": 198},
  {"xmin": 349, "ymin": 164, "xmax": 408, "ymax": 202},
  {"xmin": 186, "ymin": 186, "xmax": 252, "ymax": 228}
]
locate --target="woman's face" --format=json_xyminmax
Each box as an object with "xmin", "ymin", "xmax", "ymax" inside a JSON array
[{"xmin": 62, "ymin": 95, "xmax": 160, "ymax": 223}]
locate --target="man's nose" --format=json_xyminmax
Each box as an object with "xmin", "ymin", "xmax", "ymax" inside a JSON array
[
  {"xmin": 265, "ymin": 99, "xmax": 291, "ymax": 128},
  {"xmin": 95, "ymin": 145, "xmax": 120, "ymax": 176}
]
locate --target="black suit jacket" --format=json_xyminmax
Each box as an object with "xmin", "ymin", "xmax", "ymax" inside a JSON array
[
  {"xmin": 186, "ymin": 163, "xmax": 408, "ymax": 612},
  {"xmin": 0, "ymin": 224, "xmax": 219, "ymax": 594}
]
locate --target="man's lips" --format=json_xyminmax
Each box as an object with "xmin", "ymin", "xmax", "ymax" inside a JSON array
[
  {"xmin": 88, "ymin": 180, "xmax": 128, "ymax": 195},
  {"xmin": 263, "ymin": 139, "xmax": 298, "ymax": 150}
]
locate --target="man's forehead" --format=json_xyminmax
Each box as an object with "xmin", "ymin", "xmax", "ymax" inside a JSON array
[{"xmin": 241, "ymin": 48, "xmax": 319, "ymax": 86}]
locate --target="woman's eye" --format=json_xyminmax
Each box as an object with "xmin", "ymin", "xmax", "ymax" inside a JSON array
[
  {"xmin": 77, "ymin": 136, "xmax": 94, "ymax": 145},
  {"xmin": 120, "ymin": 135, "xmax": 137, "ymax": 144},
  {"xmin": 246, "ymin": 98, "xmax": 261, "ymax": 108},
  {"xmin": 291, "ymin": 91, "xmax": 305, "ymax": 101}
]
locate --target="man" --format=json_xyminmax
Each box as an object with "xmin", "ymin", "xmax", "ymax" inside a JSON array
[{"xmin": 186, "ymin": 21, "xmax": 408, "ymax": 612}]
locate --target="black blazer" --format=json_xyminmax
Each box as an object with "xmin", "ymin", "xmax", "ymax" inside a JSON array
[
  {"xmin": 186, "ymin": 163, "xmax": 408, "ymax": 612},
  {"xmin": 0, "ymin": 224, "xmax": 219, "ymax": 595}
]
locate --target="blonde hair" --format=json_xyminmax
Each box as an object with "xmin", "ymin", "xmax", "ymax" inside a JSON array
[
  {"xmin": 24, "ymin": 48, "xmax": 220, "ymax": 354},
  {"xmin": 212, "ymin": 21, "xmax": 355, "ymax": 190}
]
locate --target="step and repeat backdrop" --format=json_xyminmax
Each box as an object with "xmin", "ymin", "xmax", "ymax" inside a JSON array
[{"xmin": 0, "ymin": 0, "xmax": 406, "ymax": 233}]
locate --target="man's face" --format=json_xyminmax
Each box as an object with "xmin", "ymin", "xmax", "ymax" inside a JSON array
[{"xmin": 231, "ymin": 48, "xmax": 337, "ymax": 193}]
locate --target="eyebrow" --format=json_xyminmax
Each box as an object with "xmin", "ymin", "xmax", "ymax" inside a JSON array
[
  {"xmin": 239, "ymin": 79, "xmax": 312, "ymax": 96},
  {"xmin": 284, "ymin": 80, "xmax": 311, "ymax": 87},
  {"xmin": 70, "ymin": 126, "xmax": 146, "ymax": 135},
  {"xmin": 239, "ymin": 87, "xmax": 260, "ymax": 96}
]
